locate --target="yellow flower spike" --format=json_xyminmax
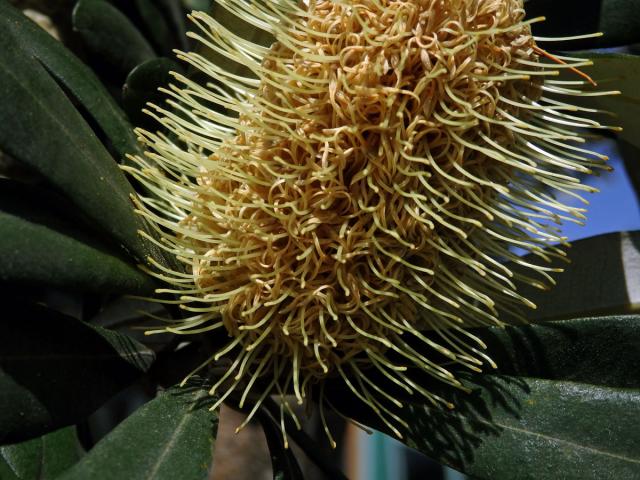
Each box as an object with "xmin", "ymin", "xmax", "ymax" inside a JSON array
[{"xmin": 127, "ymin": 0, "xmax": 616, "ymax": 446}]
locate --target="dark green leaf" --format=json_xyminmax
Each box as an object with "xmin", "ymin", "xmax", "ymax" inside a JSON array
[
  {"xmin": 408, "ymin": 376, "xmax": 640, "ymax": 479},
  {"xmin": 158, "ymin": 0, "xmax": 189, "ymax": 50},
  {"xmin": 478, "ymin": 315, "xmax": 640, "ymax": 388},
  {"xmin": 512, "ymin": 231, "xmax": 640, "ymax": 321},
  {"xmin": 72, "ymin": 0, "xmax": 156, "ymax": 80},
  {"xmin": 335, "ymin": 314, "xmax": 639, "ymax": 406},
  {"xmin": 133, "ymin": 0, "xmax": 175, "ymax": 55},
  {"xmin": 0, "ymin": 211, "xmax": 154, "ymax": 294},
  {"xmin": 592, "ymin": 54, "xmax": 640, "ymax": 197},
  {"xmin": 0, "ymin": 0, "xmax": 141, "ymax": 161},
  {"xmin": 183, "ymin": 0, "xmax": 212, "ymax": 12},
  {"xmin": 0, "ymin": 1, "xmax": 162, "ymax": 263},
  {"xmin": 0, "ymin": 427, "xmax": 83, "ymax": 480},
  {"xmin": 106, "ymin": 0, "xmax": 186, "ymax": 53},
  {"xmin": 0, "ymin": 180, "xmax": 155, "ymax": 294},
  {"xmin": 60, "ymin": 386, "xmax": 217, "ymax": 480},
  {"xmin": 527, "ymin": 0, "xmax": 640, "ymax": 49},
  {"xmin": 573, "ymin": 53, "xmax": 640, "ymax": 149},
  {"xmin": 123, "ymin": 57, "xmax": 182, "ymax": 129},
  {"xmin": 349, "ymin": 376, "xmax": 640, "ymax": 480},
  {"xmin": 0, "ymin": 303, "xmax": 154, "ymax": 444}
]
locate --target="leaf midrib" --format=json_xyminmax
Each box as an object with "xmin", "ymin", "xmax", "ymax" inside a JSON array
[
  {"xmin": 418, "ymin": 405, "xmax": 640, "ymax": 465},
  {"xmin": 144, "ymin": 390, "xmax": 207, "ymax": 480},
  {"xmin": 491, "ymin": 419, "xmax": 640, "ymax": 464}
]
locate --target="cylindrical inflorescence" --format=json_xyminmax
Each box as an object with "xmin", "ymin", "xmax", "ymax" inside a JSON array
[{"xmin": 126, "ymin": 0, "xmax": 616, "ymax": 443}]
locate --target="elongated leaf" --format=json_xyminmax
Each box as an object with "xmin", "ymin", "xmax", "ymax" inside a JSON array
[
  {"xmin": 0, "ymin": 303, "xmax": 154, "ymax": 444},
  {"xmin": 0, "ymin": 0, "xmax": 140, "ymax": 161},
  {"xmin": 158, "ymin": 0, "xmax": 189, "ymax": 50},
  {"xmin": 0, "ymin": 211, "xmax": 154, "ymax": 294},
  {"xmin": 0, "ymin": 180, "xmax": 155, "ymax": 294},
  {"xmin": 183, "ymin": 0, "xmax": 212, "ymax": 11},
  {"xmin": 595, "ymin": 60, "xmax": 640, "ymax": 210},
  {"xmin": 0, "ymin": 427, "xmax": 83, "ymax": 480},
  {"xmin": 347, "ymin": 376, "xmax": 640, "ymax": 480},
  {"xmin": 573, "ymin": 53, "xmax": 640, "ymax": 149},
  {"xmin": 513, "ymin": 231, "xmax": 640, "ymax": 321},
  {"xmin": 478, "ymin": 316, "xmax": 640, "ymax": 388},
  {"xmin": 105, "ymin": 0, "xmax": 183, "ymax": 53},
  {"xmin": 527, "ymin": 0, "xmax": 640, "ymax": 49},
  {"xmin": 339, "ymin": 314, "xmax": 639, "ymax": 406},
  {"xmin": 60, "ymin": 386, "xmax": 217, "ymax": 480},
  {"xmin": 330, "ymin": 313, "xmax": 640, "ymax": 478},
  {"xmin": 73, "ymin": 0, "xmax": 156, "ymax": 80},
  {"xmin": 407, "ymin": 377, "xmax": 640, "ymax": 479},
  {"xmin": 123, "ymin": 57, "xmax": 182, "ymax": 129},
  {"xmin": 0, "ymin": 1, "xmax": 161, "ymax": 263},
  {"xmin": 133, "ymin": 0, "xmax": 175, "ymax": 55}
]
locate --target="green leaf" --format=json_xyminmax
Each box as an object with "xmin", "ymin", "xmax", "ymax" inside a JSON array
[
  {"xmin": 352, "ymin": 314, "xmax": 638, "ymax": 405},
  {"xmin": 405, "ymin": 376, "xmax": 640, "ymax": 480},
  {"xmin": 573, "ymin": 53, "xmax": 640, "ymax": 149},
  {"xmin": 524, "ymin": 54, "xmax": 639, "ymax": 186},
  {"xmin": 0, "ymin": 0, "xmax": 141, "ymax": 162},
  {"xmin": 0, "ymin": 1, "xmax": 161, "ymax": 263},
  {"xmin": 333, "ymin": 313, "xmax": 640, "ymax": 478},
  {"xmin": 133, "ymin": 0, "xmax": 175, "ymax": 55},
  {"xmin": 106, "ymin": 0, "xmax": 185, "ymax": 53},
  {"xmin": 72, "ymin": 0, "xmax": 156, "ymax": 80},
  {"xmin": 0, "ymin": 211, "xmax": 154, "ymax": 294},
  {"xmin": 0, "ymin": 303, "xmax": 154, "ymax": 444},
  {"xmin": 0, "ymin": 180, "xmax": 155, "ymax": 294},
  {"xmin": 123, "ymin": 57, "xmax": 182, "ymax": 129},
  {"xmin": 60, "ymin": 386, "xmax": 217, "ymax": 480},
  {"xmin": 527, "ymin": 0, "xmax": 640, "ymax": 49},
  {"xmin": 183, "ymin": 0, "xmax": 211, "ymax": 12},
  {"xmin": 0, "ymin": 427, "xmax": 83, "ymax": 480},
  {"xmin": 513, "ymin": 231, "xmax": 640, "ymax": 321},
  {"xmin": 160, "ymin": 0, "xmax": 189, "ymax": 50},
  {"xmin": 478, "ymin": 316, "xmax": 640, "ymax": 388},
  {"xmin": 348, "ymin": 376, "xmax": 640, "ymax": 480}
]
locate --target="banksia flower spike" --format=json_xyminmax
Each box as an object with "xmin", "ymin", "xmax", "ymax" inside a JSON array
[{"xmin": 125, "ymin": 0, "xmax": 618, "ymax": 444}]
